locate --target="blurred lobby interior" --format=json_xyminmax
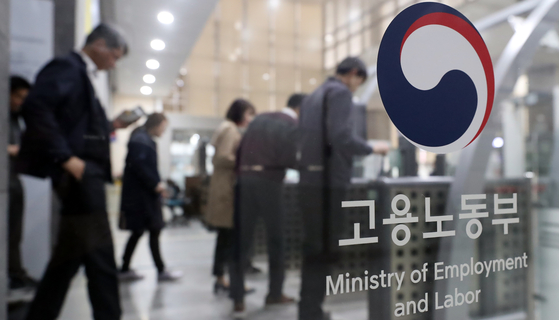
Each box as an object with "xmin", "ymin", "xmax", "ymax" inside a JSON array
[{"xmin": 4, "ymin": 0, "xmax": 559, "ymax": 319}]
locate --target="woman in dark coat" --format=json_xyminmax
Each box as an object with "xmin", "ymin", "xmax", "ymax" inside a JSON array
[{"xmin": 118, "ymin": 113, "xmax": 181, "ymax": 281}]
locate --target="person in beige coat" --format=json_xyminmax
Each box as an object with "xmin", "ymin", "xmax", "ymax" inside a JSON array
[{"xmin": 206, "ymin": 99, "xmax": 255, "ymax": 293}]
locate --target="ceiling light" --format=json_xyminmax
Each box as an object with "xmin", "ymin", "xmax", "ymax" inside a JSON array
[
  {"xmin": 234, "ymin": 21, "xmax": 242, "ymax": 31},
  {"xmin": 180, "ymin": 68, "xmax": 188, "ymax": 76},
  {"xmin": 146, "ymin": 59, "xmax": 160, "ymax": 70},
  {"xmin": 143, "ymin": 74, "xmax": 156, "ymax": 84},
  {"xmin": 492, "ymin": 137, "xmax": 504, "ymax": 149},
  {"xmin": 140, "ymin": 86, "xmax": 153, "ymax": 95},
  {"xmin": 151, "ymin": 39, "xmax": 166, "ymax": 51},
  {"xmin": 325, "ymin": 34, "xmax": 333, "ymax": 43},
  {"xmin": 270, "ymin": 0, "xmax": 280, "ymax": 8},
  {"xmin": 309, "ymin": 78, "xmax": 317, "ymax": 85},
  {"xmin": 263, "ymin": 73, "xmax": 270, "ymax": 81},
  {"xmin": 158, "ymin": 11, "xmax": 174, "ymax": 24},
  {"xmin": 176, "ymin": 79, "xmax": 184, "ymax": 87}
]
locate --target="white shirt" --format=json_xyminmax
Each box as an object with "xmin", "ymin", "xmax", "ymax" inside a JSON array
[
  {"xmin": 78, "ymin": 51, "xmax": 98, "ymax": 84},
  {"xmin": 281, "ymin": 107, "xmax": 298, "ymax": 120},
  {"xmin": 77, "ymin": 50, "xmax": 104, "ymax": 103}
]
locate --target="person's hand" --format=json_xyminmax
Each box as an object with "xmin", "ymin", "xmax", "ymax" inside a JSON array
[
  {"xmin": 62, "ymin": 156, "xmax": 86, "ymax": 181},
  {"xmin": 7, "ymin": 145, "xmax": 20, "ymax": 157},
  {"xmin": 155, "ymin": 182, "xmax": 166, "ymax": 194},
  {"xmin": 161, "ymin": 189, "xmax": 170, "ymax": 199},
  {"xmin": 112, "ymin": 118, "xmax": 129, "ymax": 130},
  {"xmin": 372, "ymin": 142, "xmax": 390, "ymax": 156}
]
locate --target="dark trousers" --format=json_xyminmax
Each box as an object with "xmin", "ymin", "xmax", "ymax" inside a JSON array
[
  {"xmin": 298, "ymin": 186, "xmax": 345, "ymax": 320},
  {"xmin": 25, "ymin": 214, "xmax": 121, "ymax": 320},
  {"xmin": 212, "ymin": 228, "xmax": 233, "ymax": 277},
  {"xmin": 121, "ymin": 228, "xmax": 165, "ymax": 273},
  {"xmin": 230, "ymin": 175, "xmax": 285, "ymax": 303},
  {"xmin": 8, "ymin": 175, "xmax": 26, "ymax": 279}
]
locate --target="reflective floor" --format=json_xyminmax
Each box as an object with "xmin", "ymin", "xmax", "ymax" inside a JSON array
[
  {"xmin": 8, "ymin": 197, "xmax": 559, "ymax": 320},
  {"xmin": 57, "ymin": 218, "xmax": 367, "ymax": 320}
]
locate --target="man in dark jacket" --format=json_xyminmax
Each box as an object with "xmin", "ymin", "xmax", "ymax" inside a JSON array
[
  {"xmin": 229, "ymin": 94, "xmax": 306, "ymax": 316},
  {"xmin": 7, "ymin": 76, "xmax": 36, "ymax": 296},
  {"xmin": 19, "ymin": 24, "xmax": 130, "ymax": 320},
  {"xmin": 298, "ymin": 57, "xmax": 388, "ymax": 320}
]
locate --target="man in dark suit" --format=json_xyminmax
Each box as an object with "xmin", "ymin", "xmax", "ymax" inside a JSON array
[
  {"xmin": 229, "ymin": 94, "xmax": 306, "ymax": 316},
  {"xmin": 298, "ymin": 57, "xmax": 389, "ymax": 320},
  {"xmin": 18, "ymin": 24, "xmax": 130, "ymax": 320},
  {"xmin": 7, "ymin": 76, "xmax": 37, "ymax": 298}
]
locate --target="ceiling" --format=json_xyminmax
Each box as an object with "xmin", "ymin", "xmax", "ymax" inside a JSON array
[
  {"xmin": 110, "ymin": 0, "xmax": 546, "ymax": 99},
  {"xmin": 113, "ymin": 0, "xmax": 219, "ymax": 97}
]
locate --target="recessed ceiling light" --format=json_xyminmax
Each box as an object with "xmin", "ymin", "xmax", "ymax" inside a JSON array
[
  {"xmin": 158, "ymin": 11, "xmax": 174, "ymax": 24},
  {"xmin": 146, "ymin": 59, "xmax": 160, "ymax": 70},
  {"xmin": 180, "ymin": 68, "xmax": 188, "ymax": 76},
  {"xmin": 492, "ymin": 137, "xmax": 504, "ymax": 149},
  {"xmin": 143, "ymin": 74, "xmax": 156, "ymax": 84},
  {"xmin": 151, "ymin": 39, "xmax": 166, "ymax": 51},
  {"xmin": 262, "ymin": 73, "xmax": 270, "ymax": 81},
  {"xmin": 270, "ymin": 0, "xmax": 280, "ymax": 8},
  {"xmin": 176, "ymin": 79, "xmax": 184, "ymax": 87},
  {"xmin": 140, "ymin": 86, "xmax": 153, "ymax": 95}
]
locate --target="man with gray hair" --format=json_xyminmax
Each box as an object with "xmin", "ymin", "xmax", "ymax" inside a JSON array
[
  {"xmin": 297, "ymin": 57, "xmax": 389, "ymax": 320},
  {"xmin": 19, "ymin": 23, "xmax": 131, "ymax": 320}
]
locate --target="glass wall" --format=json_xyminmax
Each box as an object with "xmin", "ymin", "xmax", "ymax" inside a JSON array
[
  {"xmin": 8, "ymin": 1, "xmax": 559, "ymax": 320},
  {"xmin": 322, "ymin": 0, "xmax": 471, "ymax": 71}
]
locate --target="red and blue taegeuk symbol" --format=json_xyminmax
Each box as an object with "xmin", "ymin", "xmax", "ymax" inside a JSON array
[{"xmin": 377, "ymin": 2, "xmax": 494, "ymax": 154}]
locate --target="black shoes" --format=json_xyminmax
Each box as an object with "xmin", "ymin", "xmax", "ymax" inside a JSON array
[
  {"xmin": 8, "ymin": 275, "xmax": 38, "ymax": 304},
  {"xmin": 214, "ymin": 281, "xmax": 230, "ymax": 294},
  {"xmin": 245, "ymin": 265, "xmax": 263, "ymax": 275},
  {"xmin": 265, "ymin": 294, "xmax": 296, "ymax": 306},
  {"xmin": 10, "ymin": 275, "xmax": 39, "ymax": 289}
]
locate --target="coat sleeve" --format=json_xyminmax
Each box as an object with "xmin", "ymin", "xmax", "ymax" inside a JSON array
[
  {"xmin": 327, "ymin": 88, "xmax": 373, "ymax": 156},
  {"xmin": 212, "ymin": 125, "xmax": 240, "ymax": 169},
  {"xmin": 126, "ymin": 141, "xmax": 161, "ymax": 192},
  {"xmin": 21, "ymin": 59, "xmax": 79, "ymax": 164}
]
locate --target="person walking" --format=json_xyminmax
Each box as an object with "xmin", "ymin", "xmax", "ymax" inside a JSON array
[
  {"xmin": 118, "ymin": 113, "xmax": 183, "ymax": 282},
  {"xmin": 18, "ymin": 24, "xmax": 132, "ymax": 320},
  {"xmin": 206, "ymin": 99, "xmax": 255, "ymax": 294},
  {"xmin": 229, "ymin": 94, "xmax": 306, "ymax": 316},
  {"xmin": 297, "ymin": 57, "xmax": 389, "ymax": 320}
]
